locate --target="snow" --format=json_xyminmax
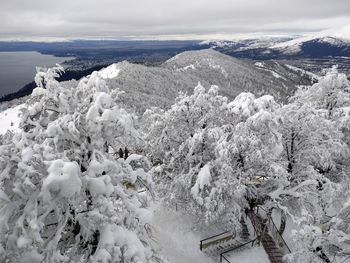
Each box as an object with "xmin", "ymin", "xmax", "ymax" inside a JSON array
[
  {"xmin": 21, "ymin": 147, "xmax": 33, "ymax": 163},
  {"xmin": 176, "ymin": 64, "xmax": 196, "ymax": 71},
  {"xmin": 271, "ymin": 210, "xmax": 296, "ymax": 251},
  {"xmin": 225, "ymin": 246, "xmax": 270, "ymax": 263},
  {"xmin": 41, "ymin": 160, "xmax": 82, "ymax": 202},
  {"xmin": 254, "ymin": 62, "xmax": 286, "ymax": 79},
  {"xmin": 191, "ymin": 164, "xmax": 211, "ymax": 203},
  {"xmin": 151, "ymin": 201, "xmax": 271, "ymax": 263},
  {"xmin": 320, "ymin": 24, "xmax": 350, "ymax": 40},
  {"xmin": 46, "ymin": 122, "xmax": 62, "ymax": 137},
  {"xmin": 270, "ymin": 25, "xmax": 350, "ymax": 54},
  {"xmin": 97, "ymin": 224, "xmax": 146, "ymax": 263},
  {"xmin": 0, "ymin": 104, "xmax": 25, "ymax": 135},
  {"xmin": 21, "ymin": 250, "xmax": 44, "ymax": 263},
  {"xmin": 0, "ymin": 188, "xmax": 10, "ymax": 202},
  {"xmin": 98, "ymin": 64, "xmax": 121, "ymax": 79},
  {"xmin": 165, "ymin": 53, "xmax": 181, "ymax": 63},
  {"xmin": 285, "ymin": 64, "xmax": 319, "ymax": 80},
  {"xmin": 86, "ymin": 175, "xmax": 114, "ymax": 197},
  {"xmin": 125, "ymin": 154, "xmax": 145, "ymax": 164},
  {"xmin": 206, "ymin": 58, "xmax": 228, "ymax": 78},
  {"xmin": 228, "ymin": 93, "xmax": 278, "ymax": 119},
  {"xmin": 254, "ymin": 62, "xmax": 265, "ymax": 68},
  {"xmin": 269, "ymin": 70, "xmax": 285, "ymax": 80},
  {"xmin": 151, "ymin": 202, "xmax": 215, "ymax": 263}
]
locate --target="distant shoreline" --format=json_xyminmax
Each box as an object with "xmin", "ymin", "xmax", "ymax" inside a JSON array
[
  {"xmin": 0, "ymin": 51, "xmax": 76, "ymax": 99},
  {"xmin": 0, "ymin": 64, "xmax": 107, "ymax": 103}
]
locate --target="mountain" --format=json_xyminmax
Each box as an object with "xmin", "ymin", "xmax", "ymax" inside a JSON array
[
  {"xmin": 270, "ymin": 36, "xmax": 350, "ymax": 57},
  {"xmin": 206, "ymin": 26, "xmax": 350, "ymax": 60},
  {"xmin": 101, "ymin": 49, "xmax": 313, "ymax": 113}
]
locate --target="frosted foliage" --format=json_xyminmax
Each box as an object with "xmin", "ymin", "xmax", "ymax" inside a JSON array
[
  {"xmin": 0, "ymin": 66, "xmax": 160, "ymax": 262},
  {"xmin": 294, "ymin": 66, "xmax": 350, "ymax": 147},
  {"xmin": 190, "ymin": 164, "xmax": 211, "ymax": 205},
  {"xmin": 144, "ymin": 74, "xmax": 350, "ymax": 260},
  {"xmin": 277, "ymin": 68, "xmax": 350, "ymax": 262},
  {"xmin": 41, "ymin": 160, "xmax": 82, "ymax": 202},
  {"xmin": 144, "ymin": 88, "xmax": 284, "ymax": 228},
  {"xmin": 293, "ymin": 66, "xmax": 350, "ymax": 117}
]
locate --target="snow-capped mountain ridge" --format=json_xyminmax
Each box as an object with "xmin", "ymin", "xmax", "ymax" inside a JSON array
[
  {"xmin": 202, "ymin": 26, "xmax": 350, "ymax": 60},
  {"xmin": 271, "ymin": 35, "xmax": 350, "ymax": 55},
  {"xmin": 98, "ymin": 49, "xmax": 313, "ymax": 113}
]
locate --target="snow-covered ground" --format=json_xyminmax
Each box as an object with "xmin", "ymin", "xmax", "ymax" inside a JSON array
[
  {"xmin": 98, "ymin": 63, "xmax": 121, "ymax": 79},
  {"xmin": 151, "ymin": 202, "xmax": 215, "ymax": 263},
  {"xmin": 151, "ymin": 202, "xmax": 270, "ymax": 263},
  {"xmin": 225, "ymin": 246, "xmax": 269, "ymax": 263},
  {"xmin": 0, "ymin": 103, "xmax": 25, "ymax": 135}
]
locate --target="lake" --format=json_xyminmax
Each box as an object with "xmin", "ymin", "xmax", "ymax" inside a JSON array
[{"xmin": 0, "ymin": 51, "xmax": 74, "ymax": 97}]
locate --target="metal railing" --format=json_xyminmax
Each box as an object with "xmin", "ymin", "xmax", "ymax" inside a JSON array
[
  {"xmin": 256, "ymin": 206, "xmax": 291, "ymax": 255},
  {"xmin": 220, "ymin": 254, "xmax": 231, "ymax": 263},
  {"xmin": 268, "ymin": 216, "xmax": 292, "ymax": 254},
  {"xmin": 200, "ymin": 231, "xmax": 229, "ymax": 251},
  {"xmin": 219, "ymin": 238, "xmax": 257, "ymax": 263},
  {"xmin": 340, "ymin": 255, "xmax": 350, "ymax": 263}
]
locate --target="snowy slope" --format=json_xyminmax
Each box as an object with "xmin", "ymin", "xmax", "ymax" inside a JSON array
[
  {"xmin": 201, "ymin": 37, "xmax": 293, "ymax": 51},
  {"xmin": 270, "ymin": 25, "xmax": 350, "ymax": 55},
  {"xmin": 0, "ymin": 104, "xmax": 25, "ymax": 135},
  {"xmin": 101, "ymin": 49, "xmax": 312, "ymax": 113},
  {"xmin": 272, "ymin": 25, "xmax": 350, "ymax": 49}
]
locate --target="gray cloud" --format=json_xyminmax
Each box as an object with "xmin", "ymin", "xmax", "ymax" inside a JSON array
[{"xmin": 0, "ymin": 0, "xmax": 349, "ymax": 40}]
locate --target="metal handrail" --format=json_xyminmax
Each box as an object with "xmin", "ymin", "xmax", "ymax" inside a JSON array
[
  {"xmin": 257, "ymin": 206, "xmax": 292, "ymax": 254},
  {"xmin": 222, "ymin": 238, "xmax": 257, "ymax": 255},
  {"xmin": 200, "ymin": 231, "xmax": 229, "ymax": 250},
  {"xmin": 340, "ymin": 255, "xmax": 350, "ymax": 263},
  {"xmin": 219, "ymin": 238, "xmax": 256, "ymax": 263},
  {"xmin": 200, "ymin": 231, "xmax": 229, "ymax": 242},
  {"xmin": 220, "ymin": 254, "xmax": 231, "ymax": 263},
  {"xmin": 269, "ymin": 216, "xmax": 292, "ymax": 254}
]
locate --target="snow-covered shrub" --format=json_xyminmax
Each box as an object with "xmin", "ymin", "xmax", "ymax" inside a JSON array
[{"xmin": 0, "ymin": 66, "xmax": 161, "ymax": 262}]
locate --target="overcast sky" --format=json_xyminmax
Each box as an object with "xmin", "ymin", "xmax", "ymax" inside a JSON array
[{"xmin": 1, "ymin": 0, "xmax": 350, "ymax": 40}]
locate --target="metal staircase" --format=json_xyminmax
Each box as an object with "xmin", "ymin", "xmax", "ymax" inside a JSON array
[
  {"xmin": 199, "ymin": 208, "xmax": 292, "ymax": 263},
  {"xmin": 239, "ymin": 215, "xmax": 250, "ymax": 241},
  {"xmin": 200, "ymin": 216, "xmax": 254, "ymax": 260},
  {"xmin": 248, "ymin": 210, "xmax": 290, "ymax": 263}
]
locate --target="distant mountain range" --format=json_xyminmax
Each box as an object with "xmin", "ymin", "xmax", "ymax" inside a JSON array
[{"xmin": 204, "ymin": 30, "xmax": 350, "ymax": 60}]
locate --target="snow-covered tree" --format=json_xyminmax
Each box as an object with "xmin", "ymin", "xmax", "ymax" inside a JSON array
[
  {"xmin": 144, "ymin": 84, "xmax": 235, "ymax": 225},
  {"xmin": 293, "ymin": 66, "xmax": 350, "ymax": 119},
  {"xmin": 293, "ymin": 66, "xmax": 350, "ymax": 147},
  {"xmin": 275, "ymin": 68, "xmax": 350, "ymax": 262},
  {"xmin": 0, "ymin": 65, "xmax": 161, "ymax": 262},
  {"xmin": 144, "ymin": 73, "xmax": 350, "ymax": 261},
  {"xmin": 144, "ymin": 85, "xmax": 284, "ymax": 228}
]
